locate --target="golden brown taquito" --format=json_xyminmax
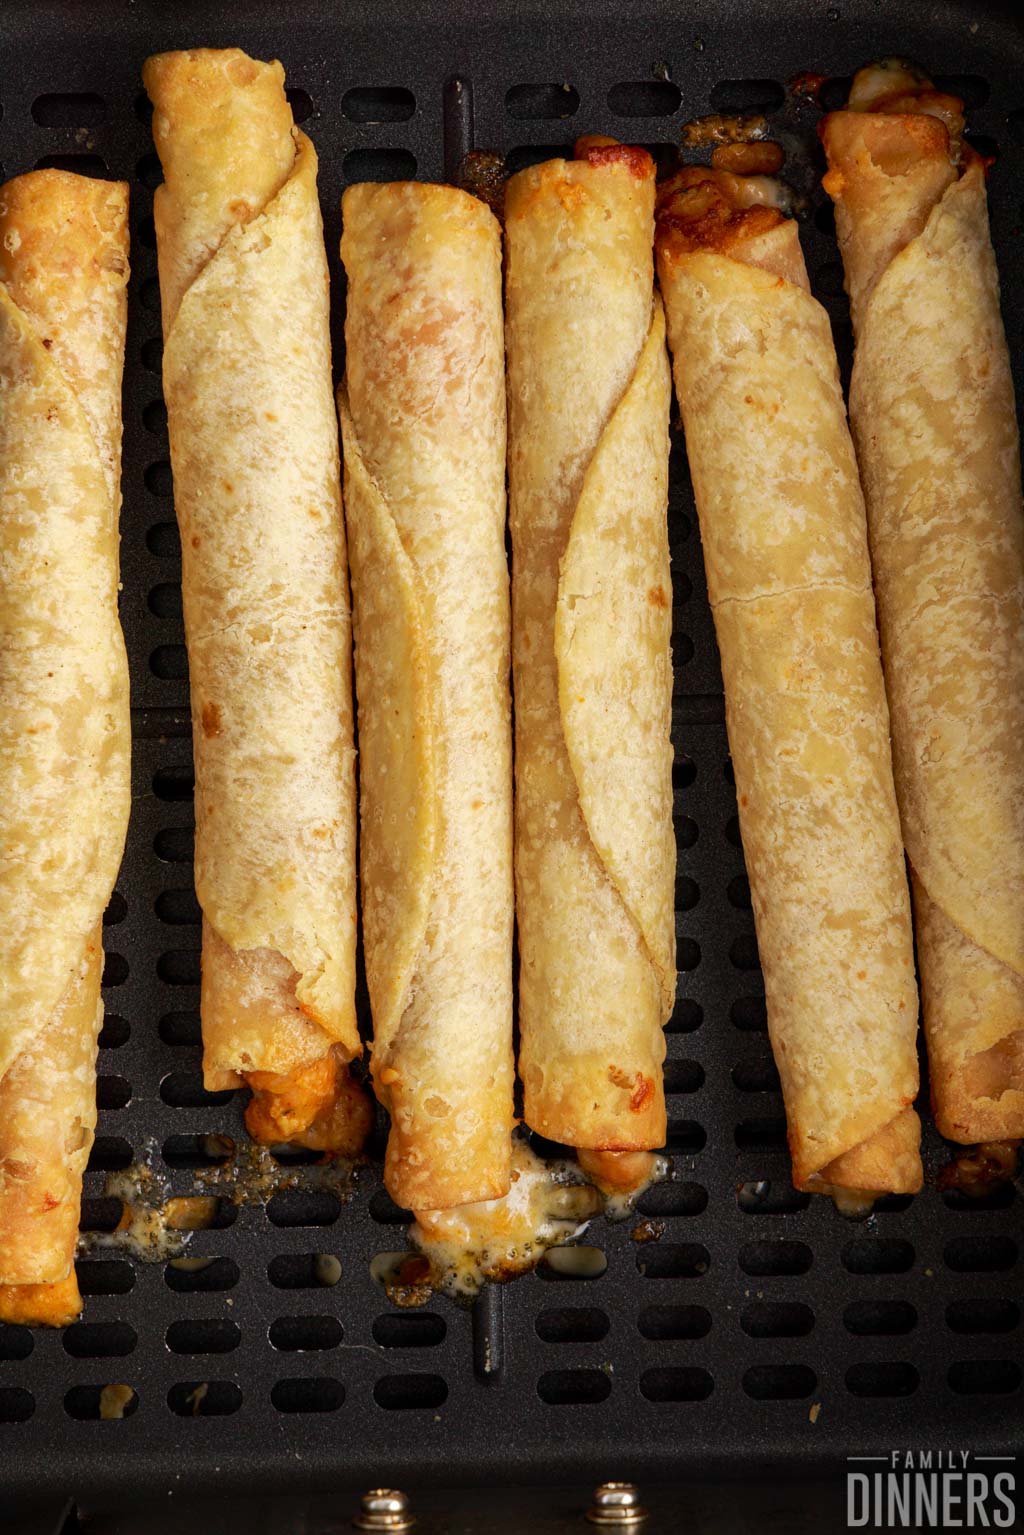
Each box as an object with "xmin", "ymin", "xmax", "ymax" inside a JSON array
[
  {"xmin": 339, "ymin": 181, "xmax": 514, "ymax": 1211},
  {"xmin": 505, "ymin": 140, "xmax": 675, "ymax": 1169},
  {"xmin": 0, "ymin": 1274, "xmax": 84, "ymax": 1330},
  {"xmin": 144, "ymin": 49, "xmax": 366, "ymax": 1152},
  {"xmin": 0, "ymin": 170, "xmax": 131, "ymax": 1318},
  {"xmin": 656, "ymin": 167, "xmax": 921, "ymax": 1194},
  {"xmin": 823, "ymin": 62, "xmax": 1024, "ymax": 1142},
  {"xmin": 577, "ymin": 1148, "xmax": 661, "ymax": 1197}
]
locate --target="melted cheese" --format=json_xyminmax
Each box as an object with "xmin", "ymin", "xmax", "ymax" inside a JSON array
[
  {"xmin": 827, "ymin": 1186, "xmax": 882, "ymax": 1220},
  {"xmin": 369, "ymin": 1250, "xmax": 435, "ymax": 1309},
  {"xmin": 396, "ymin": 1137, "xmax": 670, "ymax": 1301},
  {"xmin": 313, "ymin": 1253, "xmax": 342, "ymax": 1286},
  {"xmin": 541, "ymin": 1244, "xmax": 608, "ymax": 1279},
  {"xmin": 245, "ymin": 1051, "xmax": 372, "ymax": 1155},
  {"xmin": 98, "ymin": 1383, "xmax": 135, "ymax": 1420},
  {"xmin": 577, "ymin": 1147, "xmax": 670, "ymax": 1225},
  {"xmin": 82, "ymin": 1135, "xmax": 362, "ymax": 1269},
  {"xmin": 680, "ymin": 112, "xmax": 770, "ymax": 149},
  {"xmin": 409, "ymin": 1139, "xmax": 603, "ymax": 1300},
  {"xmin": 848, "ymin": 58, "xmax": 933, "ymax": 111},
  {"xmin": 85, "ymin": 1163, "xmax": 191, "ymax": 1264}
]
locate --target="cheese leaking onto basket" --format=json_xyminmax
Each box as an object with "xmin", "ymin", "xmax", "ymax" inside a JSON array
[
  {"xmin": 79, "ymin": 1135, "xmax": 362, "ymax": 1266},
  {"xmin": 409, "ymin": 1140, "xmax": 602, "ymax": 1299},
  {"xmin": 396, "ymin": 1137, "xmax": 669, "ymax": 1302}
]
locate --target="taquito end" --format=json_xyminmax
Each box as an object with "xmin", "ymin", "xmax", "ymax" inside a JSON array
[
  {"xmin": 802, "ymin": 1105, "xmax": 923, "ymax": 1197},
  {"xmin": 143, "ymin": 47, "xmax": 297, "ymax": 332},
  {"xmin": 656, "ymin": 165, "xmax": 808, "ymax": 288},
  {"xmin": 0, "ymin": 1271, "xmax": 82, "ymax": 1329},
  {"xmin": 934, "ymin": 1031, "xmax": 1024, "ymax": 1144},
  {"xmin": 0, "ymin": 170, "xmax": 129, "ymax": 467},
  {"xmin": 201, "ymin": 917, "xmax": 359, "ymax": 1075},
  {"xmin": 573, "ymin": 135, "xmax": 655, "ymax": 179},
  {"xmin": 522, "ymin": 1047, "xmax": 667, "ymax": 1159},
  {"xmin": 408, "ymin": 1137, "xmax": 602, "ymax": 1299},
  {"xmin": 0, "ymin": 933, "xmax": 102, "ymax": 1289},
  {"xmin": 577, "ymin": 1148, "xmax": 658, "ymax": 1197},
  {"xmin": 200, "ymin": 922, "xmax": 366, "ymax": 1153},
  {"xmin": 915, "ymin": 882, "xmax": 1024, "ymax": 1143},
  {"xmin": 820, "ymin": 62, "xmax": 963, "ymax": 328},
  {"xmin": 844, "ymin": 57, "xmax": 965, "ymax": 146},
  {"xmin": 384, "ymin": 1089, "xmax": 513, "ymax": 1213},
  {"xmin": 245, "ymin": 1046, "xmax": 372, "ymax": 1157}
]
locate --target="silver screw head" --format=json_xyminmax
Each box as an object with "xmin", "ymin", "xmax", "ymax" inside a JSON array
[
  {"xmin": 353, "ymin": 1487, "xmax": 416, "ymax": 1532},
  {"xmin": 586, "ymin": 1482, "xmax": 648, "ymax": 1526}
]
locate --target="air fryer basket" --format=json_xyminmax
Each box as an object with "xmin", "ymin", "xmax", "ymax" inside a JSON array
[{"xmin": 0, "ymin": 0, "xmax": 1021, "ymax": 1517}]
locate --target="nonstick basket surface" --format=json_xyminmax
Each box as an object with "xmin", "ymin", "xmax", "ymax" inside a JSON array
[{"xmin": 0, "ymin": 0, "xmax": 1022, "ymax": 1514}]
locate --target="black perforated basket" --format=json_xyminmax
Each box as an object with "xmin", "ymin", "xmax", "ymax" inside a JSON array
[{"xmin": 1, "ymin": 0, "xmax": 1022, "ymax": 1528}]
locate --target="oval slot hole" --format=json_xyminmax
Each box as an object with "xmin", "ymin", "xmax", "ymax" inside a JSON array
[
  {"xmin": 846, "ymin": 1362, "xmax": 919, "ymax": 1398},
  {"xmin": 743, "ymin": 1364, "xmax": 816, "ymax": 1400},
  {"xmin": 709, "ymin": 78, "xmax": 784, "ymax": 112},
  {"xmin": 741, "ymin": 1302, "xmax": 814, "ymax": 1339},
  {"xmin": 636, "ymin": 1243, "xmax": 709, "ymax": 1280},
  {"xmin": 269, "ymin": 1316, "xmax": 343, "ymax": 1352},
  {"xmin": 165, "ymin": 1256, "xmax": 239, "ymax": 1294},
  {"xmin": 343, "ymin": 147, "xmax": 417, "ymax": 181},
  {"xmin": 32, "ymin": 91, "xmax": 107, "ymax": 126},
  {"xmin": 341, "ymin": 86, "xmax": 415, "ymax": 123},
  {"xmin": 739, "ymin": 1240, "xmax": 812, "ymax": 1278},
  {"xmin": 537, "ymin": 1369, "xmax": 611, "ymax": 1406},
  {"xmin": 607, "ymin": 80, "xmax": 681, "ymax": 117},
  {"xmin": 538, "ymin": 1246, "xmax": 607, "ymax": 1281},
  {"xmin": 640, "ymin": 1366, "xmax": 713, "ymax": 1402},
  {"xmin": 636, "ymin": 1181, "xmax": 707, "ymax": 1219},
  {"xmin": 506, "ymin": 83, "xmax": 579, "ymax": 119},
  {"xmin": 372, "ymin": 1313, "xmax": 446, "ymax": 1349},
  {"xmin": 535, "ymin": 1307, "xmax": 610, "ymax": 1344},
  {"xmin": 373, "ymin": 1373, "xmax": 448, "ymax": 1410},
  {"xmin": 166, "ymin": 1318, "xmax": 240, "ymax": 1356},
  {"xmin": 638, "ymin": 1304, "xmax": 711, "ymax": 1342},
  {"xmin": 64, "ymin": 1384, "xmax": 137, "ymax": 1420},
  {"xmin": 63, "ymin": 1322, "xmax": 137, "ymax": 1360},
  {"xmin": 167, "ymin": 1380, "xmax": 241, "ymax": 1417},
  {"xmin": 268, "ymin": 1253, "xmax": 342, "ymax": 1290}
]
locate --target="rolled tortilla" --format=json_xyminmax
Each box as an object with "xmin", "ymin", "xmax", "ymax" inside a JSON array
[
  {"xmin": 656, "ymin": 167, "xmax": 921, "ymax": 1194},
  {"xmin": 822, "ymin": 62, "xmax": 1024, "ymax": 1142},
  {"xmin": 339, "ymin": 181, "xmax": 514, "ymax": 1211},
  {"xmin": 0, "ymin": 170, "xmax": 131, "ymax": 1318},
  {"xmin": 505, "ymin": 141, "xmax": 675, "ymax": 1174},
  {"xmin": 144, "ymin": 49, "xmax": 367, "ymax": 1151}
]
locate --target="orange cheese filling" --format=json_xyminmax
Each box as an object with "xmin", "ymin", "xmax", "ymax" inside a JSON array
[
  {"xmin": 245, "ymin": 1047, "xmax": 371, "ymax": 1156},
  {"xmin": 656, "ymin": 165, "xmax": 787, "ymax": 258},
  {"xmin": 574, "ymin": 134, "xmax": 653, "ymax": 179},
  {"xmin": 577, "ymin": 1148, "xmax": 658, "ymax": 1196}
]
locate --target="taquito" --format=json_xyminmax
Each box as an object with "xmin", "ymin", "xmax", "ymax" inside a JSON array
[
  {"xmin": 823, "ymin": 62, "xmax": 1024, "ymax": 1142},
  {"xmin": 144, "ymin": 49, "xmax": 367, "ymax": 1152},
  {"xmin": 505, "ymin": 140, "xmax": 676, "ymax": 1186},
  {"xmin": 0, "ymin": 171, "xmax": 131, "ymax": 1321},
  {"xmin": 339, "ymin": 181, "xmax": 514, "ymax": 1211},
  {"xmin": 656, "ymin": 166, "xmax": 921, "ymax": 1195}
]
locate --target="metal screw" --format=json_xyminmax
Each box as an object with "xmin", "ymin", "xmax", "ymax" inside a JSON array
[
  {"xmin": 586, "ymin": 1482, "xmax": 648, "ymax": 1527},
  {"xmin": 353, "ymin": 1488, "xmax": 416, "ymax": 1532}
]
